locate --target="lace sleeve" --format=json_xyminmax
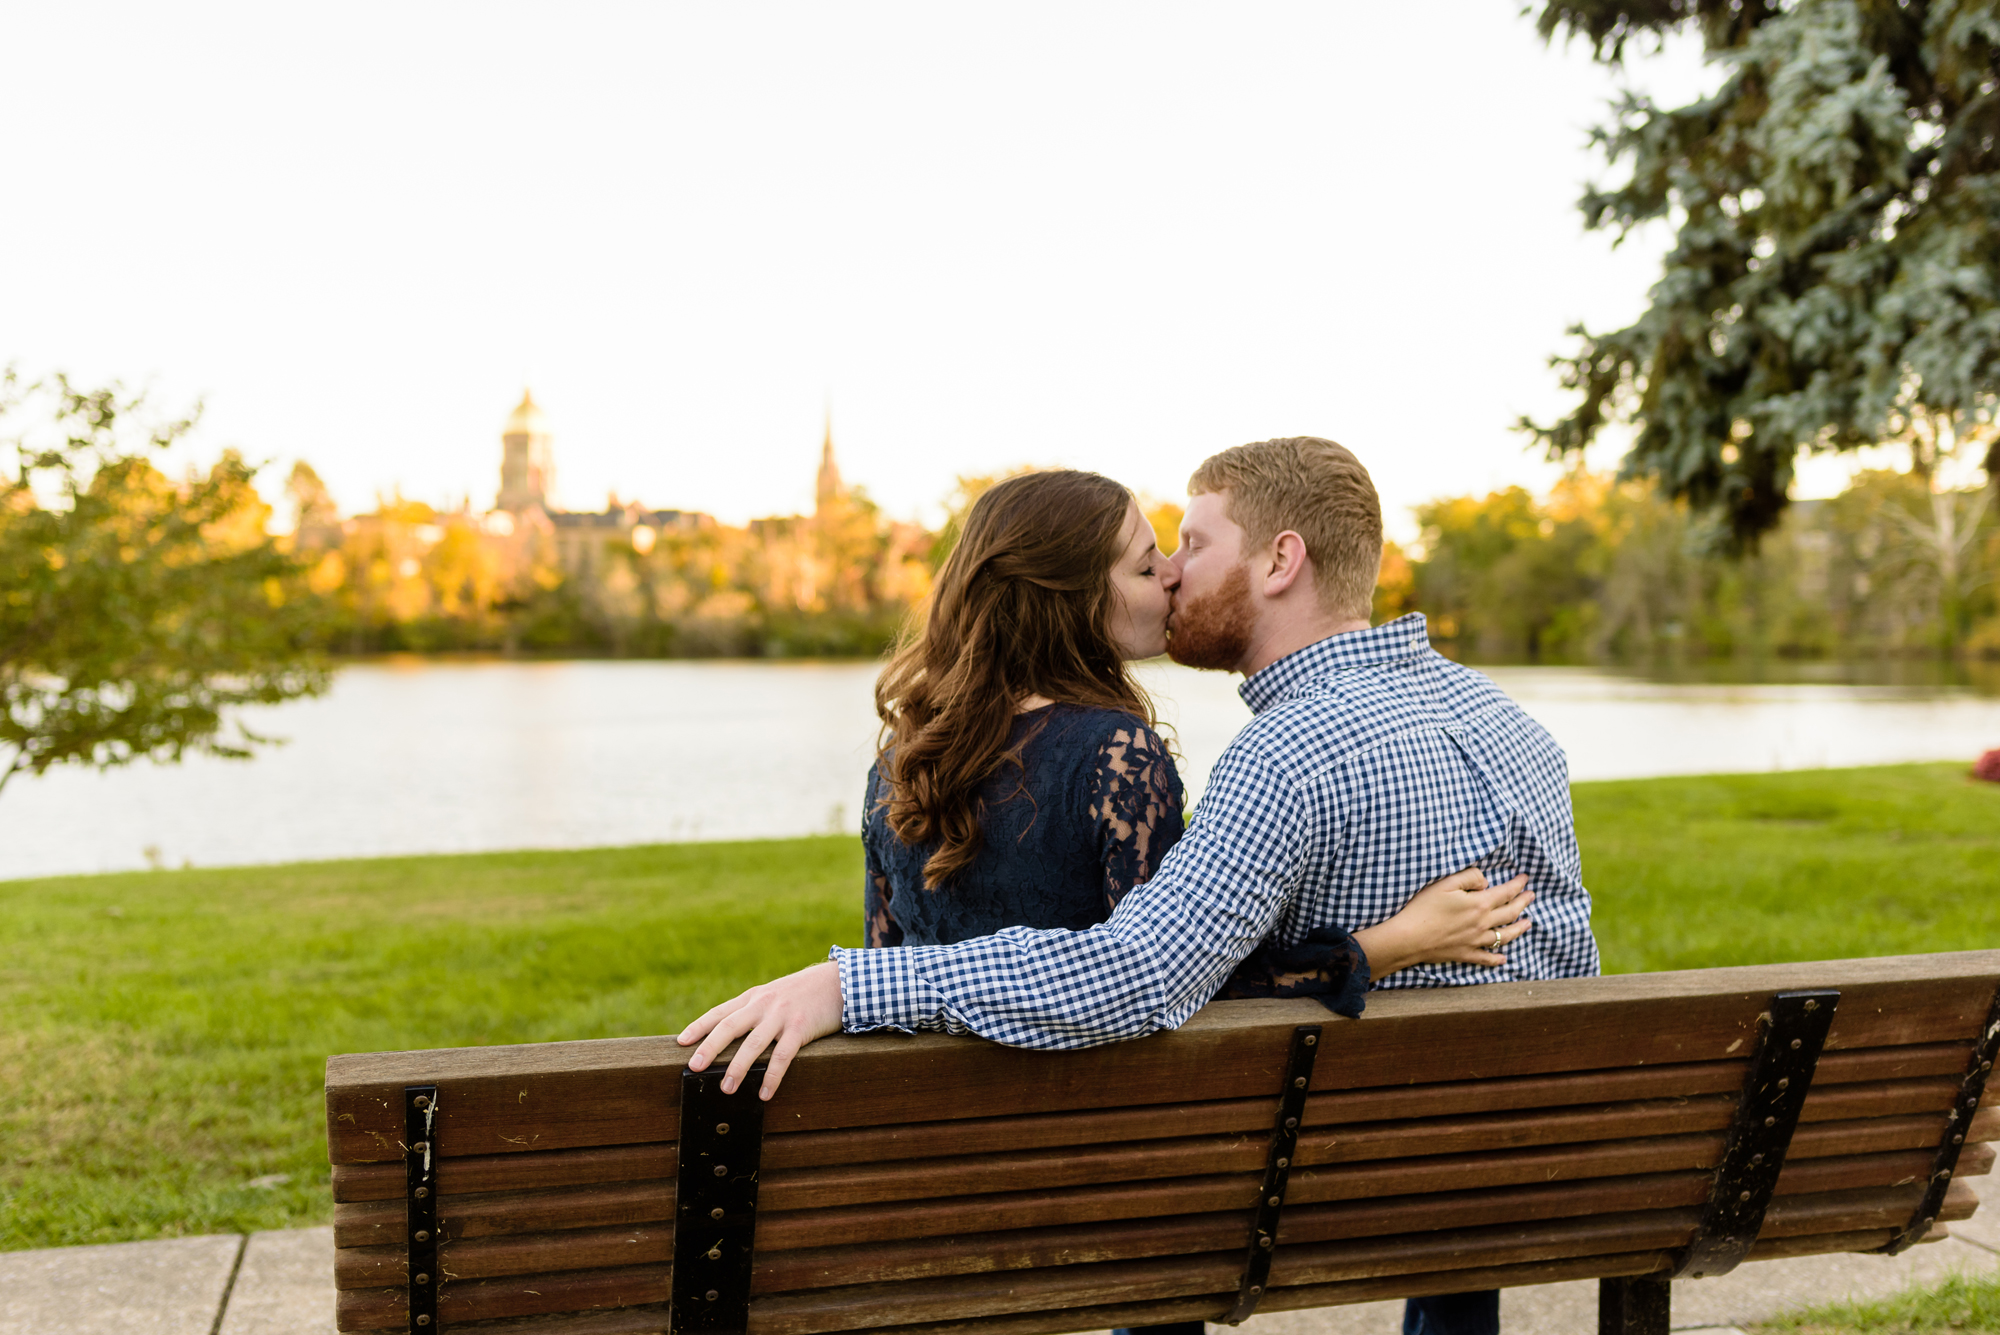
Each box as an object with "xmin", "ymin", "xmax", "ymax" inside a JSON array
[
  {"xmin": 1217, "ymin": 926, "xmax": 1371, "ymax": 1019},
  {"xmin": 1089, "ymin": 720, "xmax": 1187, "ymax": 913},
  {"xmin": 863, "ymin": 768, "xmax": 903, "ymax": 949}
]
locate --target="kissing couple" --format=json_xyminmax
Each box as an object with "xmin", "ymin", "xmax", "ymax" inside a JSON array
[{"xmin": 681, "ymin": 436, "xmax": 1601, "ymax": 1335}]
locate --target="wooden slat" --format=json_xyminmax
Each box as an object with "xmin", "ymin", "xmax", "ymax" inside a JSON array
[
  {"xmin": 334, "ymin": 1180, "xmax": 672, "ymax": 1249},
  {"xmin": 1970, "ymin": 1107, "xmax": 2000, "ymax": 1143},
  {"xmin": 1813, "ymin": 1043, "xmax": 1980, "ymax": 1084},
  {"xmin": 1787, "ymin": 1115, "xmax": 1948, "ymax": 1161},
  {"xmin": 333, "ymin": 1143, "xmax": 675, "ymax": 1205},
  {"xmin": 338, "ymin": 1262, "xmax": 670, "ymax": 1331},
  {"xmin": 336, "ymin": 1223, "xmax": 670, "ymax": 1288},
  {"xmin": 326, "ymin": 953, "xmax": 2000, "ymax": 1162},
  {"xmin": 758, "ymin": 1132, "xmax": 1264, "ymax": 1214},
  {"xmin": 372, "ymin": 1307, "xmax": 672, "ymax": 1335},
  {"xmin": 764, "ymin": 1096, "xmax": 1276, "ymax": 1172},
  {"xmin": 1802, "ymin": 1078, "xmax": 1961, "ymax": 1123}
]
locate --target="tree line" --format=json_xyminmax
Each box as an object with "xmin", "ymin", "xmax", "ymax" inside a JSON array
[{"xmin": 1377, "ymin": 466, "xmax": 1996, "ymax": 665}]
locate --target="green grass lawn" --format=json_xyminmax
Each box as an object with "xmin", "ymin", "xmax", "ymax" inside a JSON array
[
  {"xmin": 1, "ymin": 761, "xmax": 1996, "ymax": 1252},
  {"xmin": 1758, "ymin": 1269, "xmax": 2000, "ymax": 1333},
  {"xmin": 0, "ymin": 837, "xmax": 860, "ymax": 1250},
  {"xmin": 1575, "ymin": 762, "xmax": 2000, "ymax": 972}
]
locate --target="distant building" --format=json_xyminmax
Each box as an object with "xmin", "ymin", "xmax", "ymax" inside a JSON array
[
  {"xmin": 497, "ymin": 390, "xmax": 556, "ymax": 513},
  {"xmin": 489, "ymin": 389, "xmax": 711, "ymax": 574},
  {"xmin": 816, "ymin": 413, "xmax": 845, "ymax": 515}
]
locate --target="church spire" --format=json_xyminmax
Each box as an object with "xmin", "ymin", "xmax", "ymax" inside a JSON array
[{"xmin": 815, "ymin": 409, "xmax": 844, "ymax": 515}]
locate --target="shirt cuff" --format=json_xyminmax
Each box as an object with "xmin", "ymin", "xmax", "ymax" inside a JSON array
[{"xmin": 830, "ymin": 945, "xmax": 947, "ymax": 1034}]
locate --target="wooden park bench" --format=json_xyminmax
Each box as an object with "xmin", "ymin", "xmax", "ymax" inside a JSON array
[{"xmin": 325, "ymin": 950, "xmax": 2000, "ymax": 1335}]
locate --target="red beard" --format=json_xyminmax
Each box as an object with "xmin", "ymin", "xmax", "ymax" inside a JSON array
[{"xmin": 1167, "ymin": 561, "xmax": 1254, "ymax": 670}]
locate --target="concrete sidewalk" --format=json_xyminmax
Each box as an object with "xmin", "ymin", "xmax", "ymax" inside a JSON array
[{"xmin": 1, "ymin": 1175, "xmax": 1993, "ymax": 1335}]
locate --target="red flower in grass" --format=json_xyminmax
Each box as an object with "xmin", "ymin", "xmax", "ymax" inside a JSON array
[{"xmin": 1975, "ymin": 750, "xmax": 2000, "ymax": 783}]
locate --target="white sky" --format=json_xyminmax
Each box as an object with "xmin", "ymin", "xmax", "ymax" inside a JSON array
[{"xmin": 0, "ymin": 3, "xmax": 1876, "ymax": 542}]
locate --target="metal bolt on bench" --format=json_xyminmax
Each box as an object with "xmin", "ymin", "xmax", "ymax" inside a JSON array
[{"xmin": 404, "ymin": 1086, "xmax": 439, "ymax": 1334}]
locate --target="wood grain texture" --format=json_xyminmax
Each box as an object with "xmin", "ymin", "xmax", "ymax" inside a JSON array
[
  {"xmin": 326, "ymin": 1177, "xmax": 1980, "ymax": 1335},
  {"xmin": 783, "ymin": 1141, "xmax": 1957, "ymax": 1253},
  {"xmin": 336, "ymin": 1224, "xmax": 670, "ymax": 1288},
  {"xmin": 832, "ymin": 1251, "xmax": 1674, "ymax": 1335},
  {"xmin": 343, "ymin": 1306, "xmax": 672, "ymax": 1335},
  {"xmin": 749, "ymin": 1173, "xmax": 1959, "ymax": 1296},
  {"xmin": 1970, "ymin": 1107, "xmax": 1999, "ymax": 1142},
  {"xmin": 746, "ymin": 1197, "xmax": 1935, "ymax": 1335},
  {"xmin": 333, "ymin": 1180, "xmax": 672, "ymax": 1250},
  {"xmin": 321, "ymin": 955, "xmax": 2000, "ymax": 1334},
  {"xmin": 326, "ymin": 953, "xmax": 2000, "ymax": 1162},
  {"xmin": 337, "ymin": 1262, "xmax": 670, "ymax": 1330},
  {"xmin": 753, "ymin": 1054, "xmax": 1962, "ymax": 1174},
  {"xmin": 327, "ymin": 1119, "xmax": 1977, "ymax": 1258},
  {"xmin": 333, "ymin": 1143, "xmax": 675, "ymax": 1205},
  {"xmin": 323, "ymin": 1082, "xmax": 1966, "ymax": 1227}
]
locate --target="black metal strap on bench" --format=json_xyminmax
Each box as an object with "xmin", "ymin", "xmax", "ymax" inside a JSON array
[
  {"xmin": 673, "ymin": 1065, "xmax": 770, "ymax": 1334},
  {"xmin": 1880, "ymin": 983, "xmax": 2000, "ymax": 1255},
  {"xmin": 1224, "ymin": 1023, "xmax": 1322, "ymax": 1326},
  {"xmin": 1669, "ymin": 988, "xmax": 1839, "ymax": 1281},
  {"xmin": 405, "ymin": 1085, "xmax": 440, "ymax": 1333},
  {"xmin": 1601, "ymin": 990, "xmax": 1841, "ymax": 1334}
]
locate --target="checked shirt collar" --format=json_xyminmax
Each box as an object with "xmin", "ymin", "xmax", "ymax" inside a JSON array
[{"xmin": 1238, "ymin": 612, "xmax": 1434, "ymax": 715}]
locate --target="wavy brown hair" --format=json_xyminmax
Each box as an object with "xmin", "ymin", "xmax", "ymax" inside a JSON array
[{"xmin": 875, "ymin": 469, "xmax": 1156, "ymax": 889}]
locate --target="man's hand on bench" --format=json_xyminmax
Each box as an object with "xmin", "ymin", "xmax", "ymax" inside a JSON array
[{"xmin": 678, "ymin": 960, "xmax": 844, "ymax": 1099}]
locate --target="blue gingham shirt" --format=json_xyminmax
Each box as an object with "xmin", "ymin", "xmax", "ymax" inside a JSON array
[{"xmin": 831, "ymin": 613, "xmax": 1599, "ymax": 1048}]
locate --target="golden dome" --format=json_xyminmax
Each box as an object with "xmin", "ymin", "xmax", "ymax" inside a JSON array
[{"xmin": 503, "ymin": 389, "xmax": 549, "ymax": 437}]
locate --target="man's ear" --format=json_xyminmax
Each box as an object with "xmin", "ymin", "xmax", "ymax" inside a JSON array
[{"xmin": 1260, "ymin": 531, "xmax": 1313, "ymax": 599}]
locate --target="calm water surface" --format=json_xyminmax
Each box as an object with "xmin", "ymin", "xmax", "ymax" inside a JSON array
[{"xmin": 4, "ymin": 658, "xmax": 1995, "ymax": 880}]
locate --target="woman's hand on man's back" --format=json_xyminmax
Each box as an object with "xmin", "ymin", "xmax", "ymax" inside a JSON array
[{"xmin": 1350, "ymin": 868, "xmax": 1534, "ymax": 980}]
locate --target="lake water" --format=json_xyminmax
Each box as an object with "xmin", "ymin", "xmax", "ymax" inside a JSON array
[{"xmin": 5, "ymin": 658, "xmax": 1996, "ymax": 880}]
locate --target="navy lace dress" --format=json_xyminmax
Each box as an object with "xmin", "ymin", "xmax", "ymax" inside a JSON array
[{"xmin": 862, "ymin": 704, "xmax": 1368, "ymax": 1015}]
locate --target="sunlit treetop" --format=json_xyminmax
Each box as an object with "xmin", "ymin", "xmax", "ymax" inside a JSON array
[{"xmin": 1525, "ymin": 0, "xmax": 2000, "ymax": 549}]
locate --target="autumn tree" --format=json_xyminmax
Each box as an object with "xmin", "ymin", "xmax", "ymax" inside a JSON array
[
  {"xmin": 0, "ymin": 371, "xmax": 328, "ymax": 795},
  {"xmin": 1526, "ymin": 0, "xmax": 2000, "ymax": 562}
]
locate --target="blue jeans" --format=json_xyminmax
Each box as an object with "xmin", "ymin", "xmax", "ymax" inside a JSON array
[{"xmin": 1404, "ymin": 1289, "xmax": 1500, "ymax": 1335}]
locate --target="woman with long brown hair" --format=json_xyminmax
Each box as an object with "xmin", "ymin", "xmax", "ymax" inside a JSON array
[{"xmin": 864, "ymin": 469, "xmax": 1190, "ymax": 949}]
